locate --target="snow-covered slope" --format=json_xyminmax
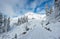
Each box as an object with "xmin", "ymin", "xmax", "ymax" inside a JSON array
[
  {"xmin": 19, "ymin": 21, "xmax": 60, "ymax": 39},
  {"xmin": 0, "ymin": 12, "xmax": 60, "ymax": 39},
  {"xmin": 0, "ymin": 19, "xmax": 60, "ymax": 39}
]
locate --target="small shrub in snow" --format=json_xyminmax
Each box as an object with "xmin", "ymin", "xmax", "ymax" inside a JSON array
[
  {"xmin": 45, "ymin": 27, "xmax": 52, "ymax": 32},
  {"xmin": 14, "ymin": 34, "xmax": 17, "ymax": 39},
  {"xmin": 22, "ymin": 32, "xmax": 27, "ymax": 35},
  {"xmin": 46, "ymin": 22, "xmax": 50, "ymax": 26}
]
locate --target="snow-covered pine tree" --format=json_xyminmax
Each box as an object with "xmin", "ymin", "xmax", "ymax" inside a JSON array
[
  {"xmin": 22, "ymin": 16, "xmax": 25, "ymax": 23},
  {"xmin": 14, "ymin": 34, "xmax": 17, "ymax": 39},
  {"xmin": 7, "ymin": 17, "xmax": 10, "ymax": 31},
  {"xmin": 12, "ymin": 34, "xmax": 17, "ymax": 39},
  {"xmin": 26, "ymin": 16, "xmax": 28, "ymax": 22},
  {"xmin": 0, "ymin": 13, "xmax": 3, "ymax": 26},
  {"xmin": 0, "ymin": 12, "xmax": 3, "ymax": 33},
  {"xmin": 54, "ymin": 0, "xmax": 60, "ymax": 18},
  {"xmin": 21, "ymin": 17, "xmax": 23, "ymax": 23},
  {"xmin": 18, "ymin": 18, "xmax": 21, "ymax": 25},
  {"xmin": 24, "ymin": 16, "xmax": 26, "ymax": 22},
  {"xmin": 4, "ymin": 15, "xmax": 7, "ymax": 32},
  {"xmin": 45, "ymin": 4, "xmax": 50, "ymax": 16},
  {"xmin": 50, "ymin": 6, "xmax": 53, "ymax": 14},
  {"xmin": 25, "ymin": 25, "xmax": 29, "ymax": 31}
]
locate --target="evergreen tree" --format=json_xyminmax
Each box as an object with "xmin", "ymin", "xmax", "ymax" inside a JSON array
[
  {"xmin": 50, "ymin": 6, "xmax": 53, "ymax": 14},
  {"xmin": 26, "ymin": 16, "xmax": 28, "ymax": 22},
  {"xmin": 7, "ymin": 17, "xmax": 10, "ymax": 31},
  {"xmin": 22, "ymin": 17, "xmax": 25, "ymax": 23},
  {"xmin": 25, "ymin": 24, "xmax": 29, "ymax": 31},
  {"xmin": 14, "ymin": 34, "xmax": 17, "ymax": 39},
  {"xmin": 0, "ymin": 13, "xmax": 3, "ymax": 26},
  {"xmin": 18, "ymin": 18, "xmax": 20, "ymax": 25},
  {"xmin": 0, "ymin": 12, "xmax": 3, "ymax": 33},
  {"xmin": 4, "ymin": 15, "xmax": 7, "ymax": 32},
  {"xmin": 54, "ymin": 0, "xmax": 60, "ymax": 18},
  {"xmin": 45, "ymin": 4, "xmax": 49, "ymax": 16}
]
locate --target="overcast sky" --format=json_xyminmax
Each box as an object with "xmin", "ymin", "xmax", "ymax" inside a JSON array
[{"xmin": 0, "ymin": 0, "xmax": 54, "ymax": 17}]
